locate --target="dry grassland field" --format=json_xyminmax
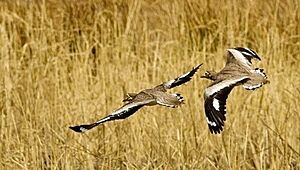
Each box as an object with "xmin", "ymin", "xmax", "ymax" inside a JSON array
[{"xmin": 0, "ymin": 0, "xmax": 299, "ymax": 169}]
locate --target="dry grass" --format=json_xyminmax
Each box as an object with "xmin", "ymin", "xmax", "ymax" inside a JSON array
[{"xmin": 0, "ymin": 0, "xmax": 299, "ymax": 169}]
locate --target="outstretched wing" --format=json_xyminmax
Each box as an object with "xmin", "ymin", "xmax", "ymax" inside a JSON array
[
  {"xmin": 69, "ymin": 99, "xmax": 154, "ymax": 133},
  {"xmin": 234, "ymin": 47, "xmax": 261, "ymax": 62},
  {"xmin": 226, "ymin": 48, "xmax": 261, "ymax": 69},
  {"xmin": 204, "ymin": 76, "xmax": 249, "ymax": 134},
  {"xmin": 156, "ymin": 64, "xmax": 202, "ymax": 91}
]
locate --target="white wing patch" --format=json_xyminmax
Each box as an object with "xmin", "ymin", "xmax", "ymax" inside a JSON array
[
  {"xmin": 79, "ymin": 127, "xmax": 88, "ymax": 132},
  {"xmin": 241, "ymin": 51, "xmax": 253, "ymax": 57},
  {"xmin": 244, "ymin": 47, "xmax": 257, "ymax": 56},
  {"xmin": 206, "ymin": 118, "xmax": 217, "ymax": 127},
  {"xmin": 205, "ymin": 76, "xmax": 249, "ymax": 98},
  {"xmin": 213, "ymin": 98, "xmax": 220, "ymax": 111},
  {"xmin": 95, "ymin": 116, "xmax": 111, "ymax": 124},
  {"xmin": 164, "ymin": 79, "xmax": 175, "ymax": 89}
]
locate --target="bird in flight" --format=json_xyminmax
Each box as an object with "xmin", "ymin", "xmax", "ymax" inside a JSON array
[
  {"xmin": 69, "ymin": 64, "xmax": 202, "ymax": 133},
  {"xmin": 201, "ymin": 47, "xmax": 269, "ymax": 134}
]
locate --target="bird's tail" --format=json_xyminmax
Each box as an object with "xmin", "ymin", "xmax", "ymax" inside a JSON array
[
  {"xmin": 243, "ymin": 68, "xmax": 269, "ymax": 90},
  {"xmin": 172, "ymin": 93, "xmax": 184, "ymax": 103}
]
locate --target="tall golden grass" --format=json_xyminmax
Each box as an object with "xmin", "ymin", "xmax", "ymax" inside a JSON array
[{"xmin": 0, "ymin": 0, "xmax": 299, "ymax": 169}]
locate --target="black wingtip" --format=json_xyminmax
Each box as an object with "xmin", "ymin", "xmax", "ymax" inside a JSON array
[
  {"xmin": 209, "ymin": 125, "xmax": 224, "ymax": 134},
  {"xmin": 255, "ymin": 55, "xmax": 261, "ymax": 61},
  {"xmin": 195, "ymin": 63, "xmax": 203, "ymax": 70},
  {"xmin": 190, "ymin": 63, "xmax": 202, "ymax": 75},
  {"xmin": 252, "ymin": 54, "xmax": 261, "ymax": 61},
  {"xmin": 69, "ymin": 126, "xmax": 84, "ymax": 133},
  {"xmin": 234, "ymin": 47, "xmax": 262, "ymax": 61},
  {"xmin": 163, "ymin": 63, "xmax": 203, "ymax": 89}
]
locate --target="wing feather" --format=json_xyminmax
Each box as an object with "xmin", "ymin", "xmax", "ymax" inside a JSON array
[
  {"xmin": 69, "ymin": 99, "xmax": 154, "ymax": 133},
  {"xmin": 227, "ymin": 48, "xmax": 261, "ymax": 69},
  {"xmin": 161, "ymin": 64, "xmax": 202, "ymax": 90},
  {"xmin": 204, "ymin": 76, "xmax": 249, "ymax": 134}
]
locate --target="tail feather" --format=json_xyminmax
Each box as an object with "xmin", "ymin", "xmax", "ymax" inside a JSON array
[
  {"xmin": 254, "ymin": 68, "xmax": 267, "ymax": 78},
  {"xmin": 173, "ymin": 93, "xmax": 184, "ymax": 103},
  {"xmin": 244, "ymin": 68, "xmax": 269, "ymax": 90}
]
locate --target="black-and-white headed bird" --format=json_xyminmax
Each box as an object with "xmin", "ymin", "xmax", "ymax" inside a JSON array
[
  {"xmin": 201, "ymin": 47, "xmax": 269, "ymax": 134},
  {"xmin": 69, "ymin": 64, "xmax": 202, "ymax": 133}
]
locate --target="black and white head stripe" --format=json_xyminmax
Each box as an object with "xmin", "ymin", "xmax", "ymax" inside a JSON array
[
  {"xmin": 163, "ymin": 64, "xmax": 202, "ymax": 89},
  {"xmin": 69, "ymin": 100, "xmax": 153, "ymax": 133},
  {"xmin": 204, "ymin": 77, "xmax": 249, "ymax": 134},
  {"xmin": 227, "ymin": 48, "xmax": 261, "ymax": 68}
]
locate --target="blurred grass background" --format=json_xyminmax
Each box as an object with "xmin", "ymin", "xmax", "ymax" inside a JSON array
[{"xmin": 0, "ymin": 0, "xmax": 299, "ymax": 169}]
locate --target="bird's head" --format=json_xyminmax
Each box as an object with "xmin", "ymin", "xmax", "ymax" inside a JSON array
[{"xmin": 200, "ymin": 71, "xmax": 217, "ymax": 80}]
